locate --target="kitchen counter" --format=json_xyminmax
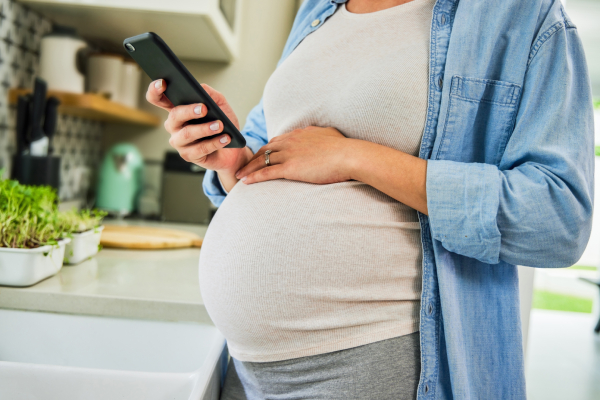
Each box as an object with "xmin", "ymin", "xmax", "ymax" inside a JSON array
[{"xmin": 0, "ymin": 220, "xmax": 212, "ymax": 323}]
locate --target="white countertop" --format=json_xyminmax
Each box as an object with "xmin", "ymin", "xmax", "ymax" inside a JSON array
[{"xmin": 0, "ymin": 220, "xmax": 213, "ymax": 323}]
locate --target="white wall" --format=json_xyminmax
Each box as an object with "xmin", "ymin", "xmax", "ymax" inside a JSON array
[
  {"xmin": 566, "ymin": 0, "xmax": 600, "ymax": 96},
  {"xmin": 103, "ymin": 0, "xmax": 298, "ymax": 160}
]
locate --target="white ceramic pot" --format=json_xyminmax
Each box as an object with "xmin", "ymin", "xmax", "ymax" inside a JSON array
[
  {"xmin": 87, "ymin": 54, "xmax": 123, "ymax": 101},
  {"xmin": 39, "ymin": 34, "xmax": 87, "ymax": 93},
  {"xmin": 0, "ymin": 239, "xmax": 71, "ymax": 287},
  {"xmin": 117, "ymin": 60, "xmax": 141, "ymax": 108},
  {"xmin": 64, "ymin": 226, "xmax": 104, "ymax": 265}
]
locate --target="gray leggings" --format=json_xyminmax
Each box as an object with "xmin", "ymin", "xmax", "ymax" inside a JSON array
[{"xmin": 220, "ymin": 332, "xmax": 421, "ymax": 400}]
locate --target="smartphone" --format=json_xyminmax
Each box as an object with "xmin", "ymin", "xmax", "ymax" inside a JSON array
[{"xmin": 123, "ymin": 32, "xmax": 246, "ymax": 148}]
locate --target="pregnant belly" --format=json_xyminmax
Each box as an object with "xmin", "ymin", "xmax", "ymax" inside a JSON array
[{"xmin": 198, "ymin": 179, "xmax": 422, "ymax": 360}]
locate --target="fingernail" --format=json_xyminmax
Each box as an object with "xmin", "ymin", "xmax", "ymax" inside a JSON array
[
  {"xmin": 154, "ymin": 80, "xmax": 162, "ymax": 89},
  {"xmin": 194, "ymin": 105, "xmax": 203, "ymax": 115},
  {"xmin": 241, "ymin": 176, "xmax": 247, "ymax": 182},
  {"xmin": 210, "ymin": 122, "xmax": 220, "ymax": 131},
  {"xmin": 219, "ymin": 135, "xmax": 228, "ymax": 144},
  {"xmin": 235, "ymin": 169, "xmax": 241, "ymax": 178}
]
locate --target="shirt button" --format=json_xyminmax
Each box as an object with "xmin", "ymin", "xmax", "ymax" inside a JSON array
[
  {"xmin": 428, "ymin": 303, "xmax": 434, "ymax": 315},
  {"xmin": 311, "ymin": 19, "xmax": 320, "ymax": 27},
  {"xmin": 440, "ymin": 13, "xmax": 447, "ymax": 25},
  {"xmin": 438, "ymin": 76, "xmax": 444, "ymax": 90}
]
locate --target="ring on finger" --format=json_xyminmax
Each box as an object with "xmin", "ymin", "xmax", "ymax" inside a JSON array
[{"xmin": 264, "ymin": 149, "xmax": 272, "ymax": 166}]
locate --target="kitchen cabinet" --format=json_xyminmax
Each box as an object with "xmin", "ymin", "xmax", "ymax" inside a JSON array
[{"xmin": 19, "ymin": 0, "xmax": 242, "ymax": 62}]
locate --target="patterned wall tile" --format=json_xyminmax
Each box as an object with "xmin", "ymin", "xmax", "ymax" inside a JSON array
[{"xmin": 0, "ymin": 0, "xmax": 102, "ymax": 201}]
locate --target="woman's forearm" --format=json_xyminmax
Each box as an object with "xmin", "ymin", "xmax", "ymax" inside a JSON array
[
  {"xmin": 345, "ymin": 139, "xmax": 429, "ymax": 215},
  {"xmin": 234, "ymin": 128, "xmax": 428, "ymax": 214}
]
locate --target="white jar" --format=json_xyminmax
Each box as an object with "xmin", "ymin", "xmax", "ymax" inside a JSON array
[
  {"xmin": 87, "ymin": 53, "xmax": 124, "ymax": 101},
  {"xmin": 39, "ymin": 34, "xmax": 87, "ymax": 93},
  {"xmin": 118, "ymin": 60, "xmax": 142, "ymax": 108}
]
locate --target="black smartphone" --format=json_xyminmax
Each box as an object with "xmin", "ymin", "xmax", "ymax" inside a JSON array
[{"xmin": 123, "ymin": 32, "xmax": 246, "ymax": 148}]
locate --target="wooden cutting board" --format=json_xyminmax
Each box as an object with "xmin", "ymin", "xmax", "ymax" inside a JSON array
[{"xmin": 100, "ymin": 225, "xmax": 203, "ymax": 249}]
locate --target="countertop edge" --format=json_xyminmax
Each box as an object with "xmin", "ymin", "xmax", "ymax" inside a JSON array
[{"xmin": 0, "ymin": 289, "xmax": 213, "ymax": 324}]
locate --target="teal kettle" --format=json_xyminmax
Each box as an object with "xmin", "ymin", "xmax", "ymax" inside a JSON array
[{"xmin": 96, "ymin": 143, "xmax": 144, "ymax": 215}]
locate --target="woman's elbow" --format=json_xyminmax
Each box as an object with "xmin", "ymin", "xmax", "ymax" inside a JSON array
[
  {"xmin": 500, "ymin": 201, "xmax": 592, "ymax": 269},
  {"xmin": 538, "ymin": 206, "xmax": 592, "ymax": 268},
  {"xmin": 551, "ymin": 238, "xmax": 588, "ymax": 268}
]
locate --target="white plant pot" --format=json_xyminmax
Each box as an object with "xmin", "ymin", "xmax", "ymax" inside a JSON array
[
  {"xmin": 64, "ymin": 226, "xmax": 104, "ymax": 265},
  {"xmin": 0, "ymin": 239, "xmax": 71, "ymax": 287}
]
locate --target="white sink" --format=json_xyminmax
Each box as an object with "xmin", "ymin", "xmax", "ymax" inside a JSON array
[{"xmin": 0, "ymin": 309, "xmax": 227, "ymax": 400}]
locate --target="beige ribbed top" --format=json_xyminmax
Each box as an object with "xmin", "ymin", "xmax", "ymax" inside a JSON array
[{"xmin": 199, "ymin": 0, "xmax": 434, "ymax": 362}]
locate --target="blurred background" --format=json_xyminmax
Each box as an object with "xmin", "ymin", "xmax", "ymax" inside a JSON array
[
  {"xmin": 0, "ymin": 0, "xmax": 597, "ymax": 398},
  {"xmin": 524, "ymin": 1, "xmax": 600, "ymax": 400}
]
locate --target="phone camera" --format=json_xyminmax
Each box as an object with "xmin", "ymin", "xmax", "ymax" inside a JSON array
[{"xmin": 125, "ymin": 43, "xmax": 135, "ymax": 52}]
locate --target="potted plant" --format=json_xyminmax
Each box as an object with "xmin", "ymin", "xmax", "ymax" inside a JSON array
[
  {"xmin": 0, "ymin": 178, "xmax": 70, "ymax": 287},
  {"xmin": 60, "ymin": 209, "xmax": 107, "ymax": 265}
]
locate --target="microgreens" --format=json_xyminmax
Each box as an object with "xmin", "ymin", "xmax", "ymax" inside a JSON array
[
  {"xmin": 0, "ymin": 176, "xmax": 64, "ymax": 248},
  {"xmin": 0, "ymin": 175, "xmax": 107, "ymax": 249},
  {"xmin": 58, "ymin": 208, "xmax": 107, "ymax": 234}
]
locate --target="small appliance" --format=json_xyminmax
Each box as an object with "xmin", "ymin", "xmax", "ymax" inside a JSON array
[
  {"xmin": 161, "ymin": 151, "xmax": 212, "ymax": 224},
  {"xmin": 96, "ymin": 144, "xmax": 144, "ymax": 216}
]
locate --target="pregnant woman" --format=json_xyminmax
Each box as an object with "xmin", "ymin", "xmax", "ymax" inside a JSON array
[{"xmin": 146, "ymin": 0, "xmax": 594, "ymax": 398}]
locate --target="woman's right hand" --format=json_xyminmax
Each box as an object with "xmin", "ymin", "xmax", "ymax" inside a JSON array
[{"xmin": 146, "ymin": 79, "xmax": 253, "ymax": 191}]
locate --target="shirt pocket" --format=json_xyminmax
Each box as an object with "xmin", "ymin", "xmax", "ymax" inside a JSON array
[{"xmin": 435, "ymin": 76, "xmax": 522, "ymax": 165}]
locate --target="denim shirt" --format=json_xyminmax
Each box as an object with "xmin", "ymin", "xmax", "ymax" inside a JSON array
[{"xmin": 203, "ymin": 0, "xmax": 595, "ymax": 398}]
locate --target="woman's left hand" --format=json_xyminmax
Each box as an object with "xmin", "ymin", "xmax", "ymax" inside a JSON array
[{"xmin": 235, "ymin": 126, "xmax": 353, "ymax": 185}]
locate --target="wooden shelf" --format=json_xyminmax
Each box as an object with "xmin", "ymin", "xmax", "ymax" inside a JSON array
[{"xmin": 8, "ymin": 88, "xmax": 161, "ymax": 127}]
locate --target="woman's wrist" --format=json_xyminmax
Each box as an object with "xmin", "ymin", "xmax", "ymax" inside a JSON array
[
  {"xmin": 343, "ymin": 139, "xmax": 373, "ymax": 182},
  {"xmin": 343, "ymin": 138, "xmax": 428, "ymax": 215},
  {"xmin": 217, "ymin": 147, "xmax": 254, "ymax": 192}
]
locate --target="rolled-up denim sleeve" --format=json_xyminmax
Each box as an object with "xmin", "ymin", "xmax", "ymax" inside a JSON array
[
  {"xmin": 426, "ymin": 23, "xmax": 594, "ymax": 268},
  {"xmin": 427, "ymin": 161, "xmax": 502, "ymax": 264},
  {"xmin": 203, "ymin": 99, "xmax": 269, "ymax": 206}
]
